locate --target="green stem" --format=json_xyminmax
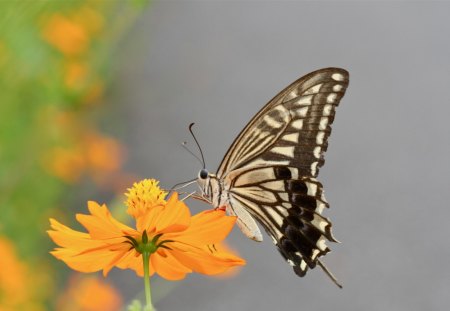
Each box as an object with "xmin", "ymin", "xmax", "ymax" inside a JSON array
[{"xmin": 142, "ymin": 251, "xmax": 154, "ymax": 311}]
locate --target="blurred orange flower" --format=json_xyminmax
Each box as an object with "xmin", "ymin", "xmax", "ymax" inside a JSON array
[
  {"xmin": 57, "ymin": 276, "xmax": 122, "ymax": 311},
  {"xmin": 0, "ymin": 237, "xmax": 28, "ymax": 309},
  {"xmin": 48, "ymin": 179, "xmax": 245, "ymax": 280},
  {"xmin": 0, "ymin": 237, "xmax": 47, "ymax": 310},
  {"xmin": 43, "ymin": 146, "xmax": 86, "ymax": 183},
  {"xmin": 64, "ymin": 60, "xmax": 89, "ymax": 89},
  {"xmin": 84, "ymin": 132, "xmax": 123, "ymax": 177},
  {"xmin": 41, "ymin": 7, "xmax": 106, "ymax": 96},
  {"xmin": 41, "ymin": 7, "xmax": 103, "ymax": 56},
  {"xmin": 82, "ymin": 80, "xmax": 104, "ymax": 105},
  {"xmin": 42, "ymin": 128, "xmax": 124, "ymax": 185},
  {"xmin": 42, "ymin": 13, "xmax": 89, "ymax": 56}
]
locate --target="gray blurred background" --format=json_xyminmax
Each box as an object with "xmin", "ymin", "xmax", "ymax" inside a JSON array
[{"xmin": 108, "ymin": 1, "xmax": 450, "ymax": 310}]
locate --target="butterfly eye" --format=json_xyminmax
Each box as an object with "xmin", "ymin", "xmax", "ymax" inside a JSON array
[{"xmin": 199, "ymin": 169, "xmax": 208, "ymax": 179}]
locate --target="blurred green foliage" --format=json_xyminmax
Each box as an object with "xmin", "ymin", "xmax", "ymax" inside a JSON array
[{"xmin": 0, "ymin": 1, "xmax": 146, "ymax": 309}]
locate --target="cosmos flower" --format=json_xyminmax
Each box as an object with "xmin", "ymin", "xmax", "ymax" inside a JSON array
[{"xmin": 48, "ymin": 179, "xmax": 245, "ymax": 280}]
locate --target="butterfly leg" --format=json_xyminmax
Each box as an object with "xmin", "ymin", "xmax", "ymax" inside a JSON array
[{"xmin": 180, "ymin": 191, "xmax": 196, "ymax": 201}]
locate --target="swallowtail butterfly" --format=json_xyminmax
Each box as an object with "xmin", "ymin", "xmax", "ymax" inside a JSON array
[{"xmin": 194, "ymin": 68, "xmax": 349, "ymax": 286}]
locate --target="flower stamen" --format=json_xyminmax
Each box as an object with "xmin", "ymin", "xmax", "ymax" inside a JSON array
[{"xmin": 125, "ymin": 179, "xmax": 167, "ymax": 218}]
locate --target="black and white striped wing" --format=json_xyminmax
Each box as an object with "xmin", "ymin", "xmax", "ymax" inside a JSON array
[
  {"xmin": 218, "ymin": 68, "xmax": 348, "ymax": 178},
  {"xmin": 228, "ymin": 166, "xmax": 336, "ymax": 276},
  {"xmin": 218, "ymin": 68, "xmax": 349, "ymax": 276}
]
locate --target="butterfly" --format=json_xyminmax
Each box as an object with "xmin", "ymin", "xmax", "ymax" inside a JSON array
[{"xmin": 193, "ymin": 68, "xmax": 349, "ymax": 287}]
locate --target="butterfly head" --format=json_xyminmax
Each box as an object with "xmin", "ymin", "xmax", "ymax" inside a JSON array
[
  {"xmin": 198, "ymin": 168, "xmax": 208, "ymax": 180},
  {"xmin": 197, "ymin": 168, "xmax": 211, "ymax": 196}
]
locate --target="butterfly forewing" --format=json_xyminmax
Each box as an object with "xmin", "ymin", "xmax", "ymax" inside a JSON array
[
  {"xmin": 218, "ymin": 68, "xmax": 349, "ymax": 177},
  {"xmin": 211, "ymin": 68, "xmax": 349, "ymax": 279}
]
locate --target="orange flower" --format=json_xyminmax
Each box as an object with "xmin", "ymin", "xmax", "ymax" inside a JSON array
[
  {"xmin": 41, "ymin": 7, "xmax": 103, "ymax": 56},
  {"xmin": 42, "ymin": 13, "xmax": 89, "ymax": 56},
  {"xmin": 41, "ymin": 126, "xmax": 124, "ymax": 185},
  {"xmin": 43, "ymin": 146, "xmax": 86, "ymax": 183},
  {"xmin": 0, "ymin": 236, "xmax": 49, "ymax": 310},
  {"xmin": 48, "ymin": 179, "xmax": 245, "ymax": 280},
  {"xmin": 84, "ymin": 132, "xmax": 123, "ymax": 177},
  {"xmin": 0, "ymin": 236, "xmax": 29, "ymax": 308},
  {"xmin": 64, "ymin": 60, "xmax": 89, "ymax": 89},
  {"xmin": 82, "ymin": 80, "xmax": 104, "ymax": 106},
  {"xmin": 57, "ymin": 276, "xmax": 122, "ymax": 311}
]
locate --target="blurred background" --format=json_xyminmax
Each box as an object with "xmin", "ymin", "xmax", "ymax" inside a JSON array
[{"xmin": 1, "ymin": 1, "xmax": 450, "ymax": 310}]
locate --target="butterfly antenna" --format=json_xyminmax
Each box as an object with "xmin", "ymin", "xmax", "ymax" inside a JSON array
[
  {"xmin": 188, "ymin": 123, "xmax": 206, "ymax": 169},
  {"xmin": 182, "ymin": 141, "xmax": 204, "ymax": 167},
  {"xmin": 317, "ymin": 260, "xmax": 343, "ymax": 289}
]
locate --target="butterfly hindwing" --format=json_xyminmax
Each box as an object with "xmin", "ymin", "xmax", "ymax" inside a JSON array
[{"xmin": 228, "ymin": 165, "xmax": 336, "ymax": 276}]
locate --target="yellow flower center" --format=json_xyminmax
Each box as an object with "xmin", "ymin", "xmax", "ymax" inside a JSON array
[{"xmin": 125, "ymin": 179, "xmax": 167, "ymax": 218}]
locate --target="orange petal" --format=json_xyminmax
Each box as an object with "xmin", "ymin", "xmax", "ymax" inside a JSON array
[
  {"xmin": 48, "ymin": 212, "xmax": 138, "ymax": 275},
  {"xmin": 102, "ymin": 249, "xmax": 130, "ymax": 276},
  {"xmin": 51, "ymin": 247, "xmax": 117, "ymax": 273},
  {"xmin": 48, "ymin": 218, "xmax": 94, "ymax": 249},
  {"xmin": 136, "ymin": 193, "xmax": 191, "ymax": 234},
  {"xmin": 115, "ymin": 250, "xmax": 153, "ymax": 277},
  {"xmin": 91, "ymin": 202, "xmax": 137, "ymax": 233},
  {"xmin": 151, "ymin": 249, "xmax": 192, "ymax": 280},
  {"xmin": 76, "ymin": 201, "xmax": 136, "ymax": 240},
  {"xmin": 135, "ymin": 204, "xmax": 164, "ymax": 233},
  {"xmin": 169, "ymin": 245, "xmax": 245, "ymax": 275},
  {"xmin": 167, "ymin": 210, "xmax": 236, "ymax": 245},
  {"xmin": 204, "ymin": 242, "xmax": 245, "ymax": 279},
  {"xmin": 154, "ymin": 193, "xmax": 191, "ymax": 234}
]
